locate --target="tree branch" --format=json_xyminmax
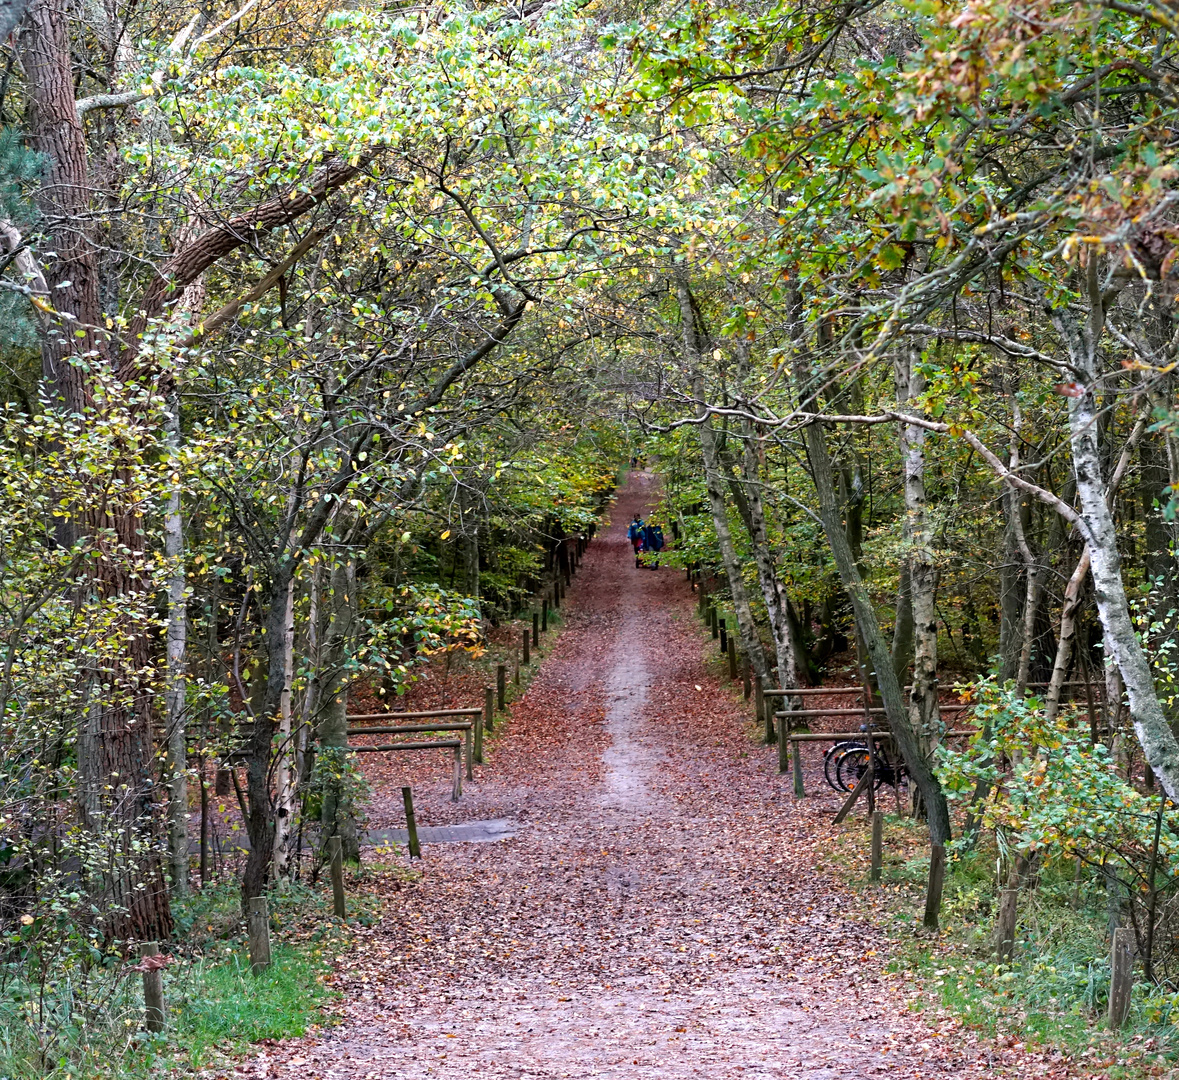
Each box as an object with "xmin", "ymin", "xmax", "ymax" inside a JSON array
[
  {"xmin": 75, "ymin": 90, "xmax": 149, "ymax": 114},
  {"xmin": 172, "ymin": 226, "xmax": 328, "ymax": 349}
]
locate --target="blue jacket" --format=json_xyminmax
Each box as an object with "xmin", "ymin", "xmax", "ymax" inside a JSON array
[
  {"xmin": 644, "ymin": 524, "xmax": 664, "ymax": 552},
  {"xmin": 627, "ymin": 519, "xmax": 645, "ymax": 543}
]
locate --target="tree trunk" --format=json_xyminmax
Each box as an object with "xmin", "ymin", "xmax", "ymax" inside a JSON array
[
  {"xmin": 317, "ymin": 559, "xmax": 361, "ymax": 864},
  {"xmin": 22, "ymin": 0, "xmax": 172, "ymax": 942},
  {"xmin": 1142, "ymin": 427, "xmax": 1178, "ymax": 616},
  {"xmin": 164, "ymin": 402, "xmax": 189, "ymax": 898},
  {"xmin": 730, "ymin": 428, "xmax": 808, "ymax": 688},
  {"xmin": 998, "ymin": 499, "xmax": 1023, "ymax": 682},
  {"xmin": 896, "ymin": 350, "xmax": 941, "ymax": 757},
  {"xmin": 675, "ymin": 272, "xmax": 768, "ymax": 684},
  {"xmin": 298, "ymin": 565, "xmax": 322, "ymax": 787},
  {"xmin": 1051, "ymin": 281, "xmax": 1179, "ymax": 799},
  {"xmin": 792, "ymin": 327, "xmax": 950, "ymax": 842},
  {"xmin": 21, "ymin": 0, "xmax": 101, "ymax": 399},
  {"xmin": 1045, "ymin": 413, "xmax": 1146, "ymax": 723},
  {"xmin": 459, "ymin": 482, "xmax": 481, "ymax": 603},
  {"xmin": 1044, "ymin": 549, "xmax": 1090, "ymax": 724},
  {"xmin": 890, "ymin": 564, "xmax": 914, "ymax": 682},
  {"xmin": 273, "ymin": 576, "xmax": 296, "ymax": 880}
]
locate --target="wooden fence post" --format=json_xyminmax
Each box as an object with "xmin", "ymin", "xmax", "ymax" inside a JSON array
[
  {"xmin": 248, "ymin": 896, "xmax": 272, "ymax": 974},
  {"xmin": 994, "ymin": 887, "xmax": 1018, "ymax": 961},
  {"xmin": 542, "ymin": 598, "xmax": 549, "ymax": 632},
  {"xmin": 474, "ymin": 703, "xmax": 484, "ymax": 764},
  {"xmin": 532, "ymin": 612, "xmax": 539, "ymax": 648},
  {"xmin": 710, "ymin": 607, "xmax": 719, "ymax": 639},
  {"xmin": 870, "ymin": 812, "xmax": 883, "ymax": 882},
  {"xmin": 923, "ymin": 844, "xmax": 946, "ymax": 929},
  {"xmin": 777, "ymin": 714, "xmax": 789, "ymax": 773},
  {"xmin": 718, "ymin": 618, "xmax": 727, "ymax": 654},
  {"xmin": 497, "ymin": 664, "xmax": 506, "ymax": 710},
  {"xmin": 329, "ymin": 835, "xmax": 347, "ymax": 918},
  {"xmin": 141, "ymin": 942, "xmax": 166, "ymax": 1032},
  {"xmin": 485, "ymin": 685, "xmax": 495, "ymax": 736},
  {"xmin": 522, "ymin": 626, "xmax": 530, "ymax": 664},
  {"xmin": 792, "ymin": 737, "xmax": 805, "ymax": 798},
  {"xmin": 743, "ymin": 658, "xmax": 751, "ymax": 700},
  {"xmin": 451, "ymin": 742, "xmax": 462, "ymax": 801},
  {"xmin": 765, "ymin": 686, "xmax": 776, "ymax": 745},
  {"xmin": 402, "ymin": 786, "xmax": 421, "ymax": 859},
  {"xmin": 754, "ymin": 678, "xmax": 763, "ymax": 730},
  {"xmin": 1108, "ymin": 926, "xmax": 1135, "ymax": 1028},
  {"xmin": 554, "ymin": 580, "xmax": 561, "ymax": 607}
]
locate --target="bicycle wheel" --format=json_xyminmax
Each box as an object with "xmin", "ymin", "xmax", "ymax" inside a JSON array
[
  {"xmin": 836, "ymin": 747, "xmax": 871, "ymax": 793},
  {"xmin": 823, "ymin": 741, "xmax": 858, "ymax": 791}
]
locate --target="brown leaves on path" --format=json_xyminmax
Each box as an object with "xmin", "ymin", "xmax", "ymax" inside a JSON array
[{"xmin": 234, "ymin": 471, "xmax": 1086, "ymax": 1080}]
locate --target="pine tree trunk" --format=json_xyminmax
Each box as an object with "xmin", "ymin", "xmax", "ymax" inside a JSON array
[{"xmin": 22, "ymin": 0, "xmax": 172, "ymax": 942}]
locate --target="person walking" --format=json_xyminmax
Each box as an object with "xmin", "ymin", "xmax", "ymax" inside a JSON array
[
  {"xmin": 627, "ymin": 513, "xmax": 646, "ymax": 569},
  {"xmin": 643, "ymin": 520, "xmax": 665, "ymax": 568}
]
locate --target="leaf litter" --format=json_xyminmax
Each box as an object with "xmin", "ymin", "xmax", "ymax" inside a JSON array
[{"xmin": 232, "ymin": 471, "xmax": 1097, "ymax": 1079}]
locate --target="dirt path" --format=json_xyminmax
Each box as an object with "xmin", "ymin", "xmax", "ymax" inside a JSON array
[{"xmin": 255, "ymin": 472, "xmax": 1064, "ymax": 1080}]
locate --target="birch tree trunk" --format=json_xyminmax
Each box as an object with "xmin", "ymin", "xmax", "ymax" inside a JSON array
[
  {"xmin": 896, "ymin": 349, "xmax": 941, "ymax": 757},
  {"xmin": 1007, "ymin": 391, "xmax": 1054, "ymax": 695},
  {"xmin": 273, "ymin": 576, "xmax": 296, "ymax": 879},
  {"xmin": 675, "ymin": 272, "xmax": 768, "ymax": 684},
  {"xmin": 1044, "ymin": 414, "xmax": 1146, "ymax": 723},
  {"xmin": 298, "ymin": 565, "xmax": 322, "ymax": 787},
  {"xmin": 1050, "ymin": 269, "xmax": 1179, "ymax": 798},
  {"xmin": 164, "ymin": 402, "xmax": 189, "ymax": 898},
  {"xmin": 729, "ymin": 429, "xmax": 807, "ymax": 688}
]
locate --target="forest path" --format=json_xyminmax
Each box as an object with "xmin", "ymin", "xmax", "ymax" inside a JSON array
[{"xmin": 249, "ymin": 472, "xmax": 1063, "ymax": 1080}]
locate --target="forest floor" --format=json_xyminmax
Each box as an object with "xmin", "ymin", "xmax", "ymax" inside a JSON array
[{"xmin": 235, "ymin": 471, "xmax": 1084, "ymax": 1079}]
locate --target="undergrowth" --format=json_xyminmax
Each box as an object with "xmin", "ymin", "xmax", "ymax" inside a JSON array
[
  {"xmin": 831, "ymin": 810, "xmax": 1179, "ymax": 1077},
  {"xmin": 0, "ymin": 877, "xmax": 383, "ymax": 1079}
]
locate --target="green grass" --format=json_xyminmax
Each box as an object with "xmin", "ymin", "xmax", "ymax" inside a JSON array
[
  {"xmin": 0, "ymin": 880, "xmax": 363, "ymax": 1079},
  {"xmin": 153, "ymin": 942, "xmax": 335, "ymax": 1070},
  {"xmin": 830, "ymin": 813, "xmax": 1179, "ymax": 1077}
]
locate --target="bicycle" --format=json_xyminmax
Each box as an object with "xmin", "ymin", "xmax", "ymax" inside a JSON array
[
  {"xmin": 824, "ymin": 736, "xmax": 909, "ymax": 793},
  {"xmin": 822, "ymin": 739, "xmax": 865, "ymax": 791}
]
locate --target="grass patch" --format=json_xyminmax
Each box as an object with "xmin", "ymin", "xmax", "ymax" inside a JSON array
[
  {"xmin": 0, "ymin": 879, "xmax": 373, "ymax": 1079},
  {"xmin": 829, "ymin": 811, "xmax": 1179, "ymax": 1077}
]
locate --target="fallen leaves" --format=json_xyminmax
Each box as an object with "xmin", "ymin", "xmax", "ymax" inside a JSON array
[{"xmin": 233, "ymin": 476, "xmax": 1087, "ymax": 1080}]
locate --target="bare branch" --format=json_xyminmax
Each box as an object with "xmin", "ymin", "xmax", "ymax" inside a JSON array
[{"xmin": 75, "ymin": 90, "xmax": 149, "ymax": 114}]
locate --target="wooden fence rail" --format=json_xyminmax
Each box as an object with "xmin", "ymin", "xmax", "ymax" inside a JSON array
[{"xmin": 348, "ymin": 739, "xmax": 463, "ymax": 801}]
